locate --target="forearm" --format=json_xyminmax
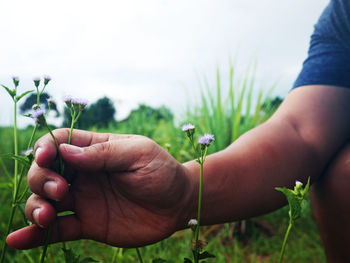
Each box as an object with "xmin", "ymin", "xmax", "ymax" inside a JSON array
[
  {"xmin": 182, "ymin": 85, "xmax": 350, "ymax": 226},
  {"xmin": 183, "ymin": 119, "xmax": 320, "ymax": 225}
]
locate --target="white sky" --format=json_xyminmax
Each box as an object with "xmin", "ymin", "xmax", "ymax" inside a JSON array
[{"xmin": 0, "ymin": 0, "xmax": 329, "ymax": 126}]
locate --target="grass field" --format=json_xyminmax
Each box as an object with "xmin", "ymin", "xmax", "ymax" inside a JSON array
[{"xmin": 0, "ymin": 68, "xmax": 327, "ymax": 262}]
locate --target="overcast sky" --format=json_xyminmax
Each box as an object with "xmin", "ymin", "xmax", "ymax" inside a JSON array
[{"xmin": 0, "ymin": 0, "xmax": 328, "ymax": 126}]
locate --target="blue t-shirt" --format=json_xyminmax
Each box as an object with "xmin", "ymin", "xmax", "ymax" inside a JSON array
[{"xmin": 293, "ymin": 0, "xmax": 350, "ymax": 88}]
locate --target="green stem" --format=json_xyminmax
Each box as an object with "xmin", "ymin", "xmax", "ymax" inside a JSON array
[
  {"xmin": 40, "ymin": 124, "xmax": 64, "ymax": 263},
  {"xmin": 278, "ymin": 220, "xmax": 293, "ymax": 263},
  {"xmin": 194, "ymin": 161, "xmax": 204, "ymax": 263},
  {"xmin": 13, "ymin": 101, "xmax": 18, "ymax": 200},
  {"xmin": 111, "ymin": 248, "xmax": 119, "ymax": 263},
  {"xmin": 40, "ymin": 224, "xmax": 53, "ymax": 263},
  {"xmin": 0, "ymin": 204, "xmax": 16, "ymax": 263},
  {"xmin": 135, "ymin": 248, "xmax": 144, "ymax": 263},
  {"xmin": 16, "ymin": 125, "xmax": 38, "ymax": 199},
  {"xmin": 36, "ymin": 87, "xmax": 40, "ymax": 106},
  {"xmin": 0, "ymin": 101, "xmax": 19, "ymax": 263},
  {"xmin": 68, "ymin": 119, "xmax": 75, "ymax": 145},
  {"xmin": 193, "ymin": 146, "xmax": 208, "ymax": 263},
  {"xmin": 0, "ymin": 123, "xmax": 37, "ymax": 263},
  {"xmin": 45, "ymin": 123, "xmax": 63, "ymax": 175}
]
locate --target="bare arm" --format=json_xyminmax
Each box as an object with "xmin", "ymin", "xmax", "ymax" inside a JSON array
[{"xmin": 182, "ymin": 85, "xmax": 350, "ymax": 226}]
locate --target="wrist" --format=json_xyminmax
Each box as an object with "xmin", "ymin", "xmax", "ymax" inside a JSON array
[{"xmin": 175, "ymin": 160, "xmax": 199, "ymax": 231}]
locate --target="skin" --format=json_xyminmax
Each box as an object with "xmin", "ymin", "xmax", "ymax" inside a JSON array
[{"xmin": 6, "ymin": 85, "xmax": 350, "ymax": 262}]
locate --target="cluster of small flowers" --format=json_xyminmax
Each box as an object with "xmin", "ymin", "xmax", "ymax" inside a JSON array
[
  {"xmin": 32, "ymin": 108, "xmax": 46, "ymax": 125},
  {"xmin": 198, "ymin": 133, "xmax": 215, "ymax": 146},
  {"xmin": 33, "ymin": 75, "xmax": 51, "ymax": 87},
  {"xmin": 182, "ymin": 123, "xmax": 215, "ymax": 147},
  {"xmin": 63, "ymin": 95, "xmax": 88, "ymax": 111}
]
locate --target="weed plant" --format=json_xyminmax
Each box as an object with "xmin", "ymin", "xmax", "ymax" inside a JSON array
[{"xmin": 0, "ymin": 67, "xmax": 327, "ymax": 262}]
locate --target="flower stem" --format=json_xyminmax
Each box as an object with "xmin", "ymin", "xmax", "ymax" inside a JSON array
[
  {"xmin": 40, "ymin": 224, "xmax": 53, "ymax": 263},
  {"xmin": 278, "ymin": 220, "xmax": 293, "ymax": 263},
  {"xmin": 193, "ymin": 146, "xmax": 207, "ymax": 263},
  {"xmin": 0, "ymin": 123, "xmax": 38, "ymax": 263},
  {"xmin": 13, "ymin": 101, "xmax": 18, "ymax": 201},
  {"xmin": 45, "ymin": 123, "xmax": 63, "ymax": 173},
  {"xmin": 0, "ymin": 101, "xmax": 19, "ymax": 263},
  {"xmin": 135, "ymin": 248, "xmax": 144, "ymax": 263},
  {"xmin": 40, "ymin": 124, "xmax": 64, "ymax": 263}
]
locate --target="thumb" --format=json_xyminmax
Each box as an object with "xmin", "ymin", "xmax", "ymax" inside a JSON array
[{"xmin": 59, "ymin": 141, "xmax": 139, "ymax": 172}]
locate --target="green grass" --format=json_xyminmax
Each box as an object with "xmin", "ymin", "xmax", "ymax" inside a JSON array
[{"xmin": 0, "ymin": 65, "xmax": 326, "ymax": 262}]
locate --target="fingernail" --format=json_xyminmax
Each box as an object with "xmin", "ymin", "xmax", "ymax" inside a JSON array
[
  {"xmin": 34, "ymin": 147, "xmax": 43, "ymax": 160},
  {"xmin": 33, "ymin": 208, "xmax": 44, "ymax": 228},
  {"xmin": 62, "ymin": 144, "xmax": 84, "ymax": 154},
  {"xmin": 43, "ymin": 181, "xmax": 57, "ymax": 197}
]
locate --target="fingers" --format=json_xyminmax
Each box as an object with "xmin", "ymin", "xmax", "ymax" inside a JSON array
[
  {"xmin": 34, "ymin": 128, "xmax": 105, "ymax": 168},
  {"xmin": 25, "ymin": 193, "xmax": 75, "ymax": 228},
  {"xmin": 6, "ymin": 215, "xmax": 81, "ymax": 250},
  {"xmin": 27, "ymin": 162, "xmax": 69, "ymax": 201},
  {"xmin": 59, "ymin": 136, "xmax": 158, "ymax": 172}
]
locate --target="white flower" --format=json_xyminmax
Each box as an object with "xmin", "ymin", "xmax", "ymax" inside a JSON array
[{"xmin": 188, "ymin": 219, "xmax": 198, "ymax": 227}]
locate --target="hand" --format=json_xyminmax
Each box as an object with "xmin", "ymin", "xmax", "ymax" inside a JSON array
[{"xmin": 7, "ymin": 129, "xmax": 194, "ymax": 249}]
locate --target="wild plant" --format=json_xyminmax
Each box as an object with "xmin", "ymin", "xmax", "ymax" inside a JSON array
[
  {"xmin": 182, "ymin": 123, "xmax": 215, "ymax": 263},
  {"xmin": 0, "ymin": 76, "xmax": 50, "ymax": 263},
  {"xmin": 275, "ymin": 177, "xmax": 310, "ymax": 263},
  {"xmin": 34, "ymin": 96, "xmax": 90, "ymax": 263}
]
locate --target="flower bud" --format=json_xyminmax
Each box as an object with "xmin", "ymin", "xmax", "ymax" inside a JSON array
[
  {"xmin": 12, "ymin": 76, "xmax": 19, "ymax": 87},
  {"xmin": 32, "ymin": 104, "xmax": 40, "ymax": 110},
  {"xmin": 43, "ymin": 75, "xmax": 51, "ymax": 85},
  {"xmin": 47, "ymin": 97, "xmax": 55, "ymax": 108},
  {"xmin": 63, "ymin": 95, "xmax": 72, "ymax": 108},
  {"xmin": 182, "ymin": 123, "xmax": 195, "ymax": 139},
  {"xmin": 33, "ymin": 77, "xmax": 41, "ymax": 88},
  {"xmin": 32, "ymin": 108, "xmax": 46, "ymax": 125}
]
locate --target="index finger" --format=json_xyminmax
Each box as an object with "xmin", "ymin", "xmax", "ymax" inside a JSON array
[{"xmin": 34, "ymin": 128, "xmax": 128, "ymax": 168}]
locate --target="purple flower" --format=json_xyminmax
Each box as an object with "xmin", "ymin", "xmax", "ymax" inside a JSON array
[
  {"xmin": 22, "ymin": 148, "xmax": 34, "ymax": 156},
  {"xmin": 32, "ymin": 108, "xmax": 46, "ymax": 125},
  {"xmin": 71, "ymin": 97, "xmax": 88, "ymax": 110},
  {"xmin": 43, "ymin": 75, "xmax": 51, "ymax": 85},
  {"xmin": 182, "ymin": 123, "xmax": 195, "ymax": 132},
  {"xmin": 182, "ymin": 123, "xmax": 195, "ymax": 139},
  {"xmin": 198, "ymin": 133, "xmax": 215, "ymax": 146},
  {"xmin": 63, "ymin": 95, "xmax": 73, "ymax": 108},
  {"xmin": 33, "ymin": 76, "xmax": 41, "ymax": 88},
  {"xmin": 47, "ymin": 97, "xmax": 55, "ymax": 105}
]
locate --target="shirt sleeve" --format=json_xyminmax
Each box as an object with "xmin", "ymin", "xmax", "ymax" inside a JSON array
[{"xmin": 293, "ymin": 0, "xmax": 350, "ymax": 89}]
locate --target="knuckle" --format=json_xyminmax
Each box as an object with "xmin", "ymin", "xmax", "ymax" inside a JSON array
[{"xmin": 25, "ymin": 194, "xmax": 38, "ymax": 219}]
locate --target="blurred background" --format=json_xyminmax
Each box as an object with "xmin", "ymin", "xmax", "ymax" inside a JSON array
[{"xmin": 0, "ymin": 0, "xmax": 328, "ymax": 126}]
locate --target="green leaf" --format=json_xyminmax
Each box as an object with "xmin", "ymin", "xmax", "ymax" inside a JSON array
[
  {"xmin": 0, "ymin": 153, "xmax": 31, "ymax": 168},
  {"xmin": 152, "ymin": 259, "xmax": 167, "ymax": 263},
  {"xmin": 15, "ymin": 89, "xmax": 34, "ymax": 102},
  {"xmin": 184, "ymin": 258, "xmax": 193, "ymax": 263},
  {"xmin": 275, "ymin": 187, "xmax": 301, "ymax": 221},
  {"xmin": 22, "ymin": 113, "xmax": 33, "ymax": 118},
  {"xmin": 198, "ymin": 251, "xmax": 215, "ymax": 260},
  {"xmin": 302, "ymin": 177, "xmax": 311, "ymax": 196},
  {"xmin": 62, "ymin": 248, "xmax": 80, "ymax": 263},
  {"xmin": 1, "ymin": 84, "xmax": 16, "ymax": 99}
]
